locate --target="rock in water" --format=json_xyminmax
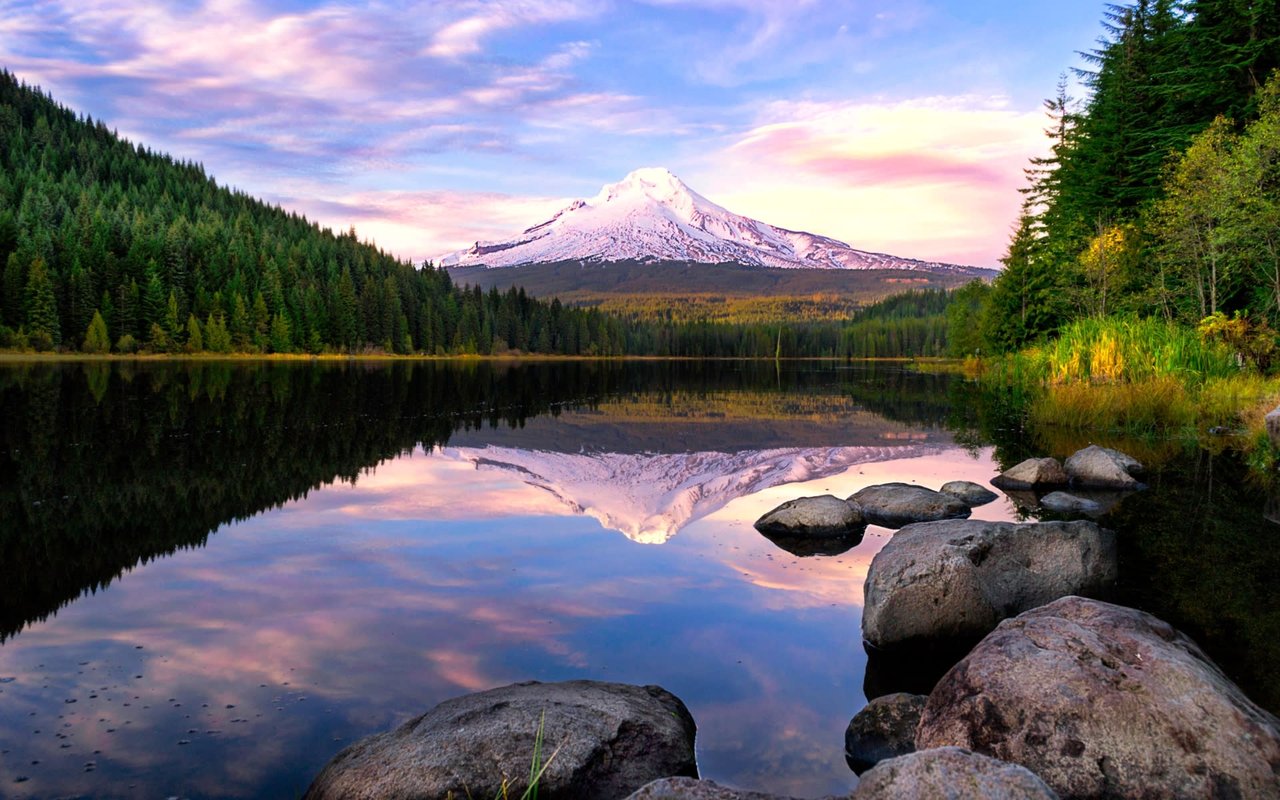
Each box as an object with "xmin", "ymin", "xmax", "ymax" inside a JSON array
[
  {"xmin": 1064, "ymin": 445, "xmax": 1144, "ymax": 489},
  {"xmin": 625, "ymin": 778, "xmax": 804, "ymax": 799},
  {"xmin": 754, "ymin": 495, "xmax": 864, "ymax": 536},
  {"xmin": 991, "ymin": 458, "xmax": 1068, "ymax": 490},
  {"xmin": 847, "ymin": 483, "xmax": 970, "ymax": 528},
  {"xmin": 862, "ymin": 520, "xmax": 1116, "ymax": 650},
  {"xmin": 916, "ymin": 597, "xmax": 1280, "ymax": 799},
  {"xmin": 1039, "ymin": 491, "xmax": 1105, "ymax": 517},
  {"xmin": 939, "ymin": 481, "xmax": 999, "ymax": 507},
  {"xmin": 845, "ymin": 693, "xmax": 927, "ymax": 774},
  {"xmin": 305, "ymin": 680, "xmax": 697, "ymax": 800},
  {"xmin": 852, "ymin": 747, "xmax": 1059, "ymax": 799}
]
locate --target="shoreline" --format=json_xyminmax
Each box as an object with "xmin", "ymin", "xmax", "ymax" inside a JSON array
[{"xmin": 0, "ymin": 352, "xmax": 942, "ymax": 364}]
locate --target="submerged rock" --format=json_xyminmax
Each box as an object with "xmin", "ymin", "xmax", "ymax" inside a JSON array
[
  {"xmin": 862, "ymin": 519, "xmax": 1116, "ymax": 650},
  {"xmin": 624, "ymin": 778, "xmax": 804, "ymax": 800},
  {"xmin": 1064, "ymin": 445, "xmax": 1144, "ymax": 489},
  {"xmin": 852, "ymin": 747, "xmax": 1059, "ymax": 799},
  {"xmin": 939, "ymin": 481, "xmax": 999, "ymax": 507},
  {"xmin": 1039, "ymin": 491, "xmax": 1105, "ymax": 517},
  {"xmin": 847, "ymin": 483, "xmax": 970, "ymax": 528},
  {"xmin": 754, "ymin": 495, "xmax": 864, "ymax": 537},
  {"xmin": 305, "ymin": 680, "xmax": 697, "ymax": 800},
  {"xmin": 916, "ymin": 597, "xmax": 1280, "ymax": 800},
  {"xmin": 991, "ymin": 458, "xmax": 1068, "ymax": 490},
  {"xmin": 844, "ymin": 693, "xmax": 926, "ymax": 774}
]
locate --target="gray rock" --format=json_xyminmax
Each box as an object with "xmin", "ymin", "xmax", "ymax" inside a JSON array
[
  {"xmin": 939, "ymin": 481, "xmax": 999, "ymax": 507},
  {"xmin": 305, "ymin": 680, "xmax": 697, "ymax": 800},
  {"xmin": 852, "ymin": 747, "xmax": 1058, "ymax": 799},
  {"xmin": 1266, "ymin": 405, "xmax": 1280, "ymax": 448},
  {"xmin": 1064, "ymin": 445, "xmax": 1144, "ymax": 489},
  {"xmin": 754, "ymin": 495, "xmax": 865, "ymax": 537},
  {"xmin": 624, "ymin": 778, "xmax": 805, "ymax": 800},
  {"xmin": 847, "ymin": 483, "xmax": 970, "ymax": 529},
  {"xmin": 916, "ymin": 597, "xmax": 1280, "ymax": 800},
  {"xmin": 1039, "ymin": 491, "xmax": 1104, "ymax": 517},
  {"xmin": 845, "ymin": 693, "xmax": 926, "ymax": 774},
  {"xmin": 990, "ymin": 458, "xmax": 1068, "ymax": 490},
  {"xmin": 862, "ymin": 519, "xmax": 1116, "ymax": 650}
]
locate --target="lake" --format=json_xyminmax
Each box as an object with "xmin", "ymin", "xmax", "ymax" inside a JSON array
[{"xmin": 0, "ymin": 360, "xmax": 1277, "ymax": 798}]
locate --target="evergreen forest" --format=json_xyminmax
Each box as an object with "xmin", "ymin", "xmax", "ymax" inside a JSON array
[
  {"xmin": 0, "ymin": 70, "xmax": 967, "ymax": 360},
  {"xmin": 976, "ymin": 0, "xmax": 1280, "ymax": 354}
]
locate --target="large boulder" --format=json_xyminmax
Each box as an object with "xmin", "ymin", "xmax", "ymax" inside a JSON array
[
  {"xmin": 305, "ymin": 681, "xmax": 698, "ymax": 800},
  {"xmin": 847, "ymin": 483, "xmax": 970, "ymax": 529},
  {"xmin": 916, "ymin": 597, "xmax": 1280, "ymax": 799},
  {"xmin": 1064, "ymin": 445, "xmax": 1144, "ymax": 489},
  {"xmin": 845, "ymin": 693, "xmax": 927, "ymax": 774},
  {"xmin": 991, "ymin": 458, "xmax": 1068, "ymax": 490},
  {"xmin": 862, "ymin": 520, "xmax": 1116, "ymax": 650},
  {"xmin": 940, "ymin": 481, "xmax": 999, "ymax": 507},
  {"xmin": 1267, "ymin": 405, "xmax": 1280, "ymax": 448},
  {"xmin": 852, "ymin": 747, "xmax": 1059, "ymax": 799}
]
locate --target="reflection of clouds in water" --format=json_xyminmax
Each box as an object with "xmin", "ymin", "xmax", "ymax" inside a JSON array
[{"xmin": 0, "ymin": 444, "xmax": 1019, "ymax": 797}]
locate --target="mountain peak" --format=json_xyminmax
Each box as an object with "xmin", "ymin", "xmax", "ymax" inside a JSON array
[
  {"xmin": 439, "ymin": 169, "xmax": 983, "ymax": 274},
  {"xmin": 590, "ymin": 167, "xmax": 713, "ymax": 218}
]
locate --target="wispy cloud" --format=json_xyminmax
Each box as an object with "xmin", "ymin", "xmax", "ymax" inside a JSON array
[
  {"xmin": 0, "ymin": 0, "xmax": 1094, "ymax": 267},
  {"xmin": 694, "ymin": 95, "xmax": 1047, "ymax": 265}
]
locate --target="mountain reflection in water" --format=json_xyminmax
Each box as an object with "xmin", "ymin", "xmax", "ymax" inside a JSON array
[
  {"xmin": 1, "ymin": 360, "xmax": 1276, "ymax": 798},
  {"xmin": 449, "ymin": 444, "xmax": 944, "ymax": 543}
]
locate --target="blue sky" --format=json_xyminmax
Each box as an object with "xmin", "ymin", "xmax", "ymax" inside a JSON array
[{"xmin": 0, "ymin": 1, "xmax": 1107, "ymax": 266}]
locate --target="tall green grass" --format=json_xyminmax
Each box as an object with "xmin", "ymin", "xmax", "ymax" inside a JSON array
[
  {"xmin": 1013, "ymin": 317, "xmax": 1238, "ymax": 387},
  {"xmin": 982, "ymin": 316, "xmax": 1280, "ymax": 438}
]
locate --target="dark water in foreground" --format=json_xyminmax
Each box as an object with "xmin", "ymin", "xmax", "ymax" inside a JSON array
[{"xmin": 0, "ymin": 360, "xmax": 1276, "ymax": 798}]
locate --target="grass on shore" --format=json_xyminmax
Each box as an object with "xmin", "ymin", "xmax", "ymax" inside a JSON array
[{"xmin": 967, "ymin": 317, "xmax": 1280, "ymax": 469}]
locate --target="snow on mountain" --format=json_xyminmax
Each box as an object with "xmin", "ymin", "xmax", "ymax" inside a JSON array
[
  {"xmin": 439, "ymin": 442, "xmax": 946, "ymax": 544},
  {"xmin": 438, "ymin": 167, "xmax": 980, "ymax": 273}
]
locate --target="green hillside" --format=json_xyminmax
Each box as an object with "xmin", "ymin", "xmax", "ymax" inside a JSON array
[{"xmin": 0, "ymin": 70, "xmax": 627, "ymax": 355}]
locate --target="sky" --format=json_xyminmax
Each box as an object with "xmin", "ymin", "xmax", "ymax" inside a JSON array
[{"xmin": 0, "ymin": 1, "xmax": 1107, "ymax": 267}]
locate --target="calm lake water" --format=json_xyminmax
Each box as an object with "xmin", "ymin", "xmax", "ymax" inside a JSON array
[{"xmin": 0, "ymin": 360, "xmax": 1277, "ymax": 798}]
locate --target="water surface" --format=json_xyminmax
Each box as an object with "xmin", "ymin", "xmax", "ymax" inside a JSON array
[{"xmin": 0, "ymin": 361, "xmax": 1275, "ymax": 798}]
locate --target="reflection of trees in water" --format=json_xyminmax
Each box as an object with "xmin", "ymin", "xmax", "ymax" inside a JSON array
[
  {"xmin": 946, "ymin": 389, "xmax": 1280, "ymax": 714},
  {"xmin": 0, "ymin": 360, "xmax": 959, "ymax": 642}
]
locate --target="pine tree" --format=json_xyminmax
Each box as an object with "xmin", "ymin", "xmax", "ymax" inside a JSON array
[
  {"xmin": 230, "ymin": 293, "xmax": 250, "ymax": 351},
  {"xmin": 269, "ymin": 311, "xmax": 291, "ymax": 354},
  {"xmin": 23, "ymin": 257, "xmax": 59, "ymax": 348}
]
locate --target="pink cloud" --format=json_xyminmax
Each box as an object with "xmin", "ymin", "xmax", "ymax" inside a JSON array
[{"xmin": 695, "ymin": 95, "xmax": 1048, "ymax": 266}]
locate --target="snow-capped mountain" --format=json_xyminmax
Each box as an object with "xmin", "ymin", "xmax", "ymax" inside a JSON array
[
  {"xmin": 438, "ymin": 167, "xmax": 981, "ymax": 273},
  {"xmin": 440, "ymin": 443, "xmax": 946, "ymax": 544}
]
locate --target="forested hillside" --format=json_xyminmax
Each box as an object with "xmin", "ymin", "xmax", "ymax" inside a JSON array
[
  {"xmin": 0, "ymin": 69, "xmax": 992, "ymax": 360},
  {"xmin": 0, "ymin": 70, "xmax": 632, "ymax": 356},
  {"xmin": 982, "ymin": 0, "xmax": 1280, "ymax": 352}
]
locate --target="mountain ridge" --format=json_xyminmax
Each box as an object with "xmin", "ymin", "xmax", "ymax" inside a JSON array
[{"xmin": 439, "ymin": 167, "xmax": 987, "ymax": 274}]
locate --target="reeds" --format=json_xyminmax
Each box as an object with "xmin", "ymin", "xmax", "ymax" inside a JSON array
[{"xmin": 986, "ymin": 316, "xmax": 1279, "ymax": 437}]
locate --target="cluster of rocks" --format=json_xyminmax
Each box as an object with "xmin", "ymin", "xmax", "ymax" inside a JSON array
[
  {"xmin": 834, "ymin": 442, "xmax": 1280, "ymax": 798},
  {"xmin": 304, "ymin": 442, "xmax": 1280, "ymax": 799},
  {"xmin": 992, "ymin": 444, "xmax": 1147, "ymax": 517},
  {"xmin": 751, "ymin": 479, "xmax": 1000, "ymax": 557}
]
